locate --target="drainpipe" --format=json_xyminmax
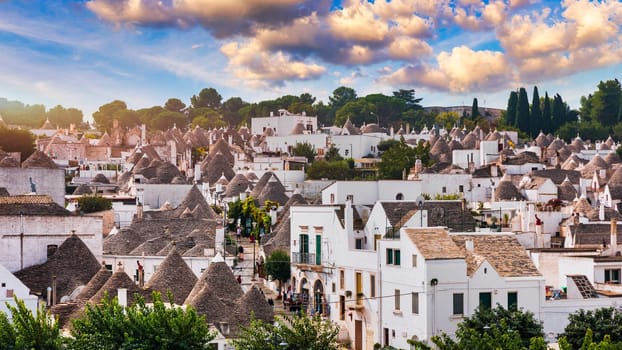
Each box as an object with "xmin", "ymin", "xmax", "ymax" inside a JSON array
[
  {"xmin": 19, "ymin": 211, "xmax": 24, "ymax": 270},
  {"xmin": 377, "ymin": 239, "xmax": 382, "ymax": 346}
]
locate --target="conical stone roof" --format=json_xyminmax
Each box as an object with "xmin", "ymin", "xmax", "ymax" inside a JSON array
[
  {"xmin": 557, "ymin": 177, "xmax": 578, "ymax": 202},
  {"xmin": 256, "ymin": 175, "xmax": 289, "ymax": 206},
  {"xmin": 224, "ymin": 173, "xmax": 250, "ymax": 198},
  {"xmin": 75, "ymin": 263, "xmax": 112, "ymax": 301},
  {"xmin": 145, "ymin": 247, "xmax": 197, "ymax": 305},
  {"xmin": 90, "ymin": 264, "xmax": 145, "ymax": 305},
  {"xmin": 21, "ymin": 150, "xmax": 58, "ymax": 169},
  {"xmin": 204, "ymin": 153, "xmax": 235, "ymax": 186},
  {"xmin": 185, "ymin": 260, "xmax": 243, "ymax": 305},
  {"xmin": 230, "ymin": 286, "xmax": 274, "ymax": 335}
]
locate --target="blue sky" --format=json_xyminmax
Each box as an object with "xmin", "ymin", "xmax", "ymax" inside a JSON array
[{"xmin": 1, "ymin": 0, "xmax": 621, "ymax": 122}]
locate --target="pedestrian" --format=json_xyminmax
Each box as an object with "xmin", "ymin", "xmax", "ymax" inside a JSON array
[
  {"xmin": 236, "ymin": 225, "xmax": 241, "ymax": 241},
  {"xmin": 237, "ymin": 275, "xmax": 242, "ymax": 284}
]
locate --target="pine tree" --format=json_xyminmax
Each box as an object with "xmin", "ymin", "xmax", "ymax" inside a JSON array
[
  {"xmin": 542, "ymin": 92, "xmax": 552, "ymax": 134},
  {"xmin": 516, "ymin": 88, "xmax": 530, "ymax": 134},
  {"xmin": 530, "ymin": 86, "xmax": 542, "ymax": 138},
  {"xmin": 506, "ymin": 91, "xmax": 518, "ymax": 127},
  {"xmin": 471, "ymin": 98, "xmax": 480, "ymax": 120},
  {"xmin": 552, "ymin": 94, "xmax": 565, "ymax": 128}
]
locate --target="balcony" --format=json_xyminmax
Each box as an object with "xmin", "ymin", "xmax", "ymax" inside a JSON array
[
  {"xmin": 292, "ymin": 252, "xmax": 317, "ymax": 265},
  {"xmin": 384, "ymin": 227, "xmax": 400, "ymax": 239}
]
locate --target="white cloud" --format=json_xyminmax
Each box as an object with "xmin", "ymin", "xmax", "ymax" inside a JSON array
[
  {"xmin": 387, "ymin": 36, "xmax": 432, "ymax": 60},
  {"xmin": 381, "ymin": 46, "xmax": 513, "ymax": 93},
  {"xmin": 220, "ymin": 41, "xmax": 326, "ymax": 86}
]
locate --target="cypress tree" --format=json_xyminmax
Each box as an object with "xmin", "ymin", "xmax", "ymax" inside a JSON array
[
  {"xmin": 471, "ymin": 98, "xmax": 480, "ymax": 120},
  {"xmin": 542, "ymin": 92, "xmax": 552, "ymax": 134},
  {"xmin": 506, "ymin": 91, "xmax": 518, "ymax": 127},
  {"xmin": 516, "ymin": 87, "xmax": 530, "ymax": 134},
  {"xmin": 551, "ymin": 94, "xmax": 565, "ymax": 128},
  {"xmin": 530, "ymin": 86, "xmax": 542, "ymax": 138}
]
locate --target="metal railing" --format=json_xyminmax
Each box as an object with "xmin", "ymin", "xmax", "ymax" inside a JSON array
[{"xmin": 292, "ymin": 252, "xmax": 317, "ymax": 265}]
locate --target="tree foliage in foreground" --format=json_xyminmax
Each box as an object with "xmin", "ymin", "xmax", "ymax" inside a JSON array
[
  {"xmin": 70, "ymin": 291, "xmax": 214, "ymax": 350},
  {"xmin": 558, "ymin": 307, "xmax": 622, "ymax": 349},
  {"xmin": 264, "ymin": 249, "xmax": 291, "ymax": 293},
  {"xmin": 0, "ymin": 296, "xmax": 64, "ymax": 350},
  {"xmin": 425, "ymin": 305, "xmax": 544, "ymax": 350},
  {"xmin": 232, "ymin": 312, "xmax": 340, "ymax": 350}
]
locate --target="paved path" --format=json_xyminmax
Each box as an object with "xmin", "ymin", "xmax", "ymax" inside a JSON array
[{"xmin": 231, "ymin": 239, "xmax": 288, "ymax": 315}]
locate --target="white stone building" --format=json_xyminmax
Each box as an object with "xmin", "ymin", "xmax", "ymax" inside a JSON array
[
  {"xmin": 0, "ymin": 195, "xmax": 103, "ymax": 272},
  {"xmin": 0, "ymin": 263, "xmax": 38, "ymax": 318}
]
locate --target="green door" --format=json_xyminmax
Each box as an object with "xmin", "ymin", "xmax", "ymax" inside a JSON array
[
  {"xmin": 316, "ymin": 235, "xmax": 322, "ymax": 265},
  {"xmin": 300, "ymin": 234, "xmax": 309, "ymax": 263}
]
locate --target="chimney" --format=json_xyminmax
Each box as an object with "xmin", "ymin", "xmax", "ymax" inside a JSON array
[
  {"xmin": 228, "ymin": 135, "xmax": 232, "ymax": 145},
  {"xmin": 491, "ymin": 164, "xmax": 498, "ymax": 177},
  {"xmin": 215, "ymin": 226, "xmax": 225, "ymax": 256},
  {"xmin": 137, "ymin": 203, "xmax": 143, "ymax": 220},
  {"xmin": 599, "ymin": 202, "xmax": 605, "ymax": 221},
  {"xmin": 345, "ymin": 194, "xmax": 354, "ymax": 234},
  {"xmin": 611, "ymin": 219, "xmax": 617, "ymax": 257},
  {"xmin": 465, "ymin": 239, "xmax": 474, "ymax": 252},
  {"xmin": 535, "ymin": 218, "xmax": 543, "ymax": 248},
  {"xmin": 118, "ymin": 288, "xmax": 127, "ymax": 307},
  {"xmin": 269, "ymin": 206, "xmax": 278, "ymax": 227}
]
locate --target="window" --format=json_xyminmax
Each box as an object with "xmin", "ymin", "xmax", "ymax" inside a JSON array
[
  {"xmin": 370, "ymin": 274, "xmax": 376, "ymax": 297},
  {"xmin": 508, "ymin": 292, "xmax": 518, "ymax": 311},
  {"xmin": 442, "ymin": 186, "xmax": 447, "ymax": 193},
  {"xmin": 479, "ymin": 292, "xmax": 492, "ymax": 309},
  {"xmin": 340, "ymin": 270, "xmax": 345, "ymax": 289},
  {"xmin": 396, "ymin": 193, "xmax": 404, "ymax": 200},
  {"xmin": 386, "ymin": 249, "xmax": 401, "ymax": 266},
  {"xmin": 395, "ymin": 289, "xmax": 401, "ymax": 311},
  {"xmin": 355, "ymin": 238, "xmax": 363, "ymax": 250},
  {"xmin": 412, "ymin": 292, "xmax": 419, "ymax": 314},
  {"xmin": 332, "ymin": 283, "xmax": 336, "ymax": 293},
  {"xmin": 605, "ymin": 269, "xmax": 621, "ymax": 284},
  {"xmin": 459, "ymin": 185, "xmax": 464, "ymax": 192},
  {"xmin": 453, "ymin": 293, "xmax": 464, "ymax": 315},
  {"xmin": 412, "ymin": 254, "xmax": 417, "ymax": 267}
]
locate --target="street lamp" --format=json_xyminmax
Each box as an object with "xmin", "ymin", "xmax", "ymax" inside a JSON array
[
  {"xmin": 252, "ymin": 221, "xmax": 257, "ymax": 281},
  {"xmin": 265, "ymin": 322, "xmax": 288, "ymax": 348}
]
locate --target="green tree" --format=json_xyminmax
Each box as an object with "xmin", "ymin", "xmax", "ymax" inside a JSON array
[
  {"xmin": 552, "ymin": 93, "xmax": 566, "ymax": 129},
  {"xmin": 541, "ymin": 92, "xmax": 552, "ymax": 134},
  {"xmin": 306, "ymin": 160, "xmax": 353, "ymax": 180},
  {"xmin": 559, "ymin": 307, "xmax": 622, "ymax": 349},
  {"xmin": 291, "ymin": 142, "xmax": 316, "ymax": 163},
  {"xmin": 393, "ymin": 89, "xmax": 423, "ymax": 111},
  {"xmin": 329, "ymin": 86, "xmax": 357, "ymax": 111},
  {"xmin": 516, "ymin": 88, "xmax": 530, "ymax": 135},
  {"xmin": 3, "ymin": 296, "xmax": 65, "ymax": 350},
  {"xmin": 470, "ymin": 98, "xmax": 480, "ymax": 121},
  {"xmin": 191, "ymin": 87, "xmax": 222, "ymax": 109},
  {"xmin": 435, "ymin": 111, "xmax": 460, "ymax": 130},
  {"xmin": 233, "ymin": 313, "xmax": 340, "ymax": 350},
  {"xmin": 115, "ymin": 108, "xmax": 140, "ymax": 128},
  {"xmin": 376, "ymin": 139, "xmax": 401, "ymax": 152},
  {"xmin": 0, "ymin": 98, "xmax": 46, "ymax": 128},
  {"xmin": 431, "ymin": 305, "xmax": 544, "ymax": 350},
  {"xmin": 378, "ymin": 138, "xmax": 430, "ymax": 179},
  {"xmin": 0, "ymin": 127, "xmax": 35, "ymax": 161},
  {"xmin": 505, "ymin": 90, "xmax": 518, "ymax": 127},
  {"xmin": 364, "ymin": 93, "xmax": 406, "ymax": 126},
  {"xmin": 153, "ymin": 110, "xmax": 187, "ymax": 130},
  {"xmin": 324, "ymin": 145, "xmax": 343, "ymax": 162},
  {"xmin": 264, "ymin": 249, "xmax": 291, "ymax": 298},
  {"xmin": 189, "ymin": 107, "xmax": 225, "ymax": 129},
  {"xmin": 588, "ymin": 79, "xmax": 622, "ymax": 126},
  {"xmin": 334, "ymin": 98, "xmax": 376, "ymax": 126},
  {"xmin": 46, "ymin": 105, "xmax": 83, "ymax": 128},
  {"xmin": 70, "ymin": 291, "xmax": 214, "ymax": 350},
  {"xmin": 222, "ymin": 97, "xmax": 248, "ymax": 126},
  {"xmin": 164, "ymin": 98, "xmax": 186, "ymax": 113},
  {"xmin": 530, "ymin": 86, "xmax": 542, "ymax": 138},
  {"xmin": 78, "ymin": 195, "xmax": 112, "ymax": 213},
  {"xmin": 92, "ymin": 100, "xmax": 127, "ymax": 131}
]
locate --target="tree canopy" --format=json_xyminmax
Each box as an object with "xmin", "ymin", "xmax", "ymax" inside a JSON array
[
  {"xmin": 0, "ymin": 296, "xmax": 64, "ymax": 350},
  {"xmin": 232, "ymin": 313, "xmax": 340, "ymax": 350},
  {"xmin": 558, "ymin": 307, "xmax": 622, "ymax": 349},
  {"xmin": 378, "ymin": 138, "xmax": 431, "ymax": 179},
  {"xmin": 70, "ymin": 291, "xmax": 214, "ymax": 350},
  {"xmin": 0, "ymin": 127, "xmax": 35, "ymax": 161}
]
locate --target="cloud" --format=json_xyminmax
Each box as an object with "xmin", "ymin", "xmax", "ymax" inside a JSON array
[
  {"xmin": 387, "ymin": 36, "xmax": 432, "ymax": 60},
  {"xmin": 220, "ymin": 41, "xmax": 326, "ymax": 86},
  {"xmin": 86, "ymin": 0, "xmax": 325, "ymax": 38},
  {"xmin": 191, "ymin": 44, "xmax": 203, "ymax": 49},
  {"xmin": 381, "ymin": 46, "xmax": 513, "ymax": 93},
  {"xmin": 326, "ymin": 1, "xmax": 389, "ymax": 43}
]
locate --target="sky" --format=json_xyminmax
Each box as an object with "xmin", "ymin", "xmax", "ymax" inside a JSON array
[{"xmin": 1, "ymin": 0, "xmax": 622, "ymax": 122}]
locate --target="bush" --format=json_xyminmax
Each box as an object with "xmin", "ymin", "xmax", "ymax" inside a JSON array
[{"xmin": 77, "ymin": 195, "xmax": 112, "ymax": 213}]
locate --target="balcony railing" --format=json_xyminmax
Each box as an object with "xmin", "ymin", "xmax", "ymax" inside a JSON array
[
  {"xmin": 384, "ymin": 227, "xmax": 400, "ymax": 239},
  {"xmin": 292, "ymin": 252, "xmax": 317, "ymax": 265}
]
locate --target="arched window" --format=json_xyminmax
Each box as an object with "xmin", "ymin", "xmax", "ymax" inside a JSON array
[{"xmin": 395, "ymin": 193, "xmax": 404, "ymax": 200}]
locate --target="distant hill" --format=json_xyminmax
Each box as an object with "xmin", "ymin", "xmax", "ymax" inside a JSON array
[{"xmin": 423, "ymin": 105, "xmax": 504, "ymax": 121}]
